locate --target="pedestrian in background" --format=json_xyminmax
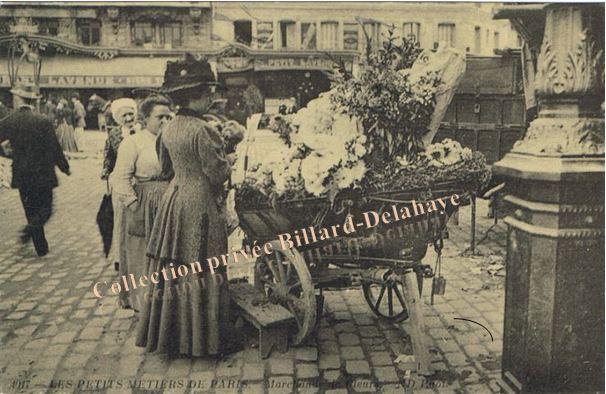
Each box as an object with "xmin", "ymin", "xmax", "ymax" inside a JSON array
[
  {"xmin": 102, "ymin": 98, "xmax": 140, "ymax": 271},
  {"xmin": 71, "ymin": 93, "xmax": 86, "ymax": 150},
  {"xmin": 0, "ymin": 86, "xmax": 70, "ymax": 256},
  {"xmin": 55, "ymin": 98, "xmax": 79, "ymax": 152},
  {"xmin": 110, "ymin": 95, "xmax": 172, "ymax": 311}
]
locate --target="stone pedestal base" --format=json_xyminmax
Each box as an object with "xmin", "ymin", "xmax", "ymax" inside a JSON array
[{"xmin": 495, "ymin": 153, "xmax": 604, "ymax": 392}]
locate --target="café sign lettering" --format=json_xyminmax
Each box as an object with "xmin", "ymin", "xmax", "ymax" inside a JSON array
[
  {"xmin": 0, "ymin": 75, "xmax": 164, "ymax": 87},
  {"xmin": 254, "ymin": 57, "xmax": 349, "ymax": 71},
  {"xmin": 218, "ymin": 56, "xmax": 352, "ymax": 72}
]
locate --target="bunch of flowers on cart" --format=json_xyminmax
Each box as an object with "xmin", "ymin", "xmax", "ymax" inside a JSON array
[{"xmin": 234, "ymin": 33, "xmax": 490, "ymax": 207}]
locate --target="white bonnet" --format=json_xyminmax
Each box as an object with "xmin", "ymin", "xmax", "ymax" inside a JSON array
[{"xmin": 111, "ymin": 98, "xmax": 137, "ymax": 123}]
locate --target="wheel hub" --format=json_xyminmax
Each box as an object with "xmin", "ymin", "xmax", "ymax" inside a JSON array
[{"xmin": 271, "ymin": 283, "xmax": 290, "ymax": 303}]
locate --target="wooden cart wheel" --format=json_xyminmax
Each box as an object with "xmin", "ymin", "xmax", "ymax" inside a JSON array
[
  {"xmin": 254, "ymin": 240, "xmax": 317, "ymax": 345},
  {"xmin": 362, "ymin": 269, "xmax": 424, "ymax": 322}
]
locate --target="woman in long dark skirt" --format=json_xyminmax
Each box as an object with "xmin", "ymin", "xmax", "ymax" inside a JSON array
[
  {"xmin": 136, "ymin": 55, "xmax": 234, "ymax": 357},
  {"xmin": 111, "ymin": 96, "xmax": 173, "ymax": 311}
]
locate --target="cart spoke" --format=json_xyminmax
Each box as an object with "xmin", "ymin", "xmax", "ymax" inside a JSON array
[
  {"xmin": 274, "ymin": 251, "xmax": 285, "ymax": 282},
  {"xmin": 265, "ymin": 258, "xmax": 281, "ymax": 283},
  {"xmin": 375, "ymin": 285, "xmax": 386, "ymax": 310},
  {"xmin": 387, "ymin": 286, "xmax": 394, "ymax": 316},
  {"xmin": 393, "ymin": 284, "xmax": 407, "ymax": 309},
  {"xmin": 286, "ymin": 299, "xmax": 303, "ymax": 327},
  {"xmin": 285, "ymin": 259, "xmax": 292, "ymax": 282}
]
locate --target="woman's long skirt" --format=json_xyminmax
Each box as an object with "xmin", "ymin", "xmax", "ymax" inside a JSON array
[
  {"xmin": 56, "ymin": 122, "xmax": 79, "ymax": 152},
  {"xmin": 135, "ymin": 182, "xmax": 231, "ymax": 357},
  {"xmin": 119, "ymin": 181, "xmax": 167, "ymax": 311}
]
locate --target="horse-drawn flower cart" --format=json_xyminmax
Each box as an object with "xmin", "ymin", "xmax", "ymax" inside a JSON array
[{"xmin": 231, "ymin": 36, "xmax": 490, "ymax": 372}]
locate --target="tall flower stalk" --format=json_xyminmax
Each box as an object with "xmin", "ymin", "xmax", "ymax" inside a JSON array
[{"xmin": 331, "ymin": 27, "xmax": 440, "ymax": 163}]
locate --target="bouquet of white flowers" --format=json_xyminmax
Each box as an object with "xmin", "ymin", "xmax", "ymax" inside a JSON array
[
  {"xmin": 235, "ymin": 90, "xmax": 370, "ymax": 200},
  {"xmin": 424, "ymin": 138, "xmax": 473, "ymax": 167}
]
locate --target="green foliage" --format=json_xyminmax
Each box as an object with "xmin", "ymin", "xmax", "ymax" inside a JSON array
[{"xmin": 331, "ymin": 27, "xmax": 440, "ymax": 163}]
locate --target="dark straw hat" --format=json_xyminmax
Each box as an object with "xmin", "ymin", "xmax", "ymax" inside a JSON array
[{"xmin": 161, "ymin": 53, "xmax": 220, "ymax": 94}]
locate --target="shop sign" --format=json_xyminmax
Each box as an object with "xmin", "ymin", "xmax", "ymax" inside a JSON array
[
  {"xmin": 217, "ymin": 57, "xmax": 254, "ymax": 73},
  {"xmin": 0, "ymin": 75, "xmax": 164, "ymax": 88},
  {"xmin": 254, "ymin": 57, "xmax": 350, "ymax": 71}
]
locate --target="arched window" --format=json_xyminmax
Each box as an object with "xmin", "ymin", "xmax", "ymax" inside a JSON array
[
  {"xmin": 320, "ymin": 21, "xmax": 339, "ymax": 49},
  {"xmin": 402, "ymin": 22, "xmax": 420, "ymax": 42},
  {"xmin": 474, "ymin": 26, "xmax": 481, "ymax": 53},
  {"xmin": 343, "ymin": 22, "xmax": 359, "ymax": 50},
  {"xmin": 279, "ymin": 20, "xmax": 296, "ymax": 49},
  {"xmin": 131, "ymin": 19, "xmax": 182, "ymax": 48},
  {"xmin": 301, "ymin": 22, "xmax": 317, "ymax": 50},
  {"xmin": 437, "ymin": 23, "xmax": 455, "ymax": 47},
  {"xmin": 234, "ymin": 20, "xmax": 252, "ymax": 46},
  {"xmin": 78, "ymin": 19, "xmax": 101, "ymax": 46},
  {"xmin": 362, "ymin": 22, "xmax": 381, "ymax": 50}
]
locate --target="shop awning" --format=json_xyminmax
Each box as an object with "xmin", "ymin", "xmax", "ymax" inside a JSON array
[{"xmin": 0, "ymin": 56, "xmax": 178, "ymax": 88}]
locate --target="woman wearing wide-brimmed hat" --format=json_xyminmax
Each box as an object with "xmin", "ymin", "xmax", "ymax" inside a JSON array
[{"xmin": 136, "ymin": 54, "xmax": 234, "ymax": 357}]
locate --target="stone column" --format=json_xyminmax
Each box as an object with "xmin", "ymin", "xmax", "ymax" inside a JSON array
[{"xmin": 494, "ymin": 4, "xmax": 604, "ymax": 392}]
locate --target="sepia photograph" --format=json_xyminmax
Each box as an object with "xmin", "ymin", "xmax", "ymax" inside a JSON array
[{"xmin": 0, "ymin": 1, "xmax": 603, "ymax": 393}]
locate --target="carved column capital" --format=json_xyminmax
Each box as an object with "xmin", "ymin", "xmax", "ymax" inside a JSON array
[{"xmin": 535, "ymin": 4, "xmax": 604, "ymax": 98}]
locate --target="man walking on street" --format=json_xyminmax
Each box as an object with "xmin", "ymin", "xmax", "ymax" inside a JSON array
[
  {"xmin": 72, "ymin": 93, "xmax": 87, "ymax": 149},
  {"xmin": 0, "ymin": 85, "xmax": 71, "ymax": 256}
]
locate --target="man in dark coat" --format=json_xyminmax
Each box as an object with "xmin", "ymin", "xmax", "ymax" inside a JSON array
[{"xmin": 0, "ymin": 86, "xmax": 70, "ymax": 256}]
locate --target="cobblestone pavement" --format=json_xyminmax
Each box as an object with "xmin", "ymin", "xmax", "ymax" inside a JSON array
[{"xmin": 0, "ymin": 132, "xmax": 506, "ymax": 394}]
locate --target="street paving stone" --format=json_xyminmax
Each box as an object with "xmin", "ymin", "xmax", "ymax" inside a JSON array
[{"xmin": 0, "ymin": 132, "xmax": 506, "ymax": 393}]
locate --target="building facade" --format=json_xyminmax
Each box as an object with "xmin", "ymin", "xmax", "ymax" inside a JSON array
[
  {"xmin": 212, "ymin": 2, "xmax": 520, "ymax": 121},
  {"xmin": 0, "ymin": 2, "xmax": 520, "ymax": 125},
  {"xmin": 0, "ymin": 2, "xmax": 213, "ymax": 114},
  {"xmin": 213, "ymin": 2, "xmax": 518, "ymax": 56}
]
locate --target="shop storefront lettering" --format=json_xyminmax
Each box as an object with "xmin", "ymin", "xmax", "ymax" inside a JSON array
[
  {"xmin": 0, "ymin": 75, "xmax": 163, "ymax": 87},
  {"xmin": 254, "ymin": 57, "xmax": 350, "ymax": 71},
  {"xmin": 218, "ymin": 57, "xmax": 253, "ymax": 72}
]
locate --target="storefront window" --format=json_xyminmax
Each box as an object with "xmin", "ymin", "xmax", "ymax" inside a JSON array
[
  {"xmin": 301, "ymin": 22, "xmax": 316, "ymax": 50},
  {"xmin": 438, "ymin": 23, "xmax": 455, "ymax": 47},
  {"xmin": 77, "ymin": 20, "xmax": 101, "ymax": 46},
  {"xmin": 320, "ymin": 22, "xmax": 339, "ymax": 50},
  {"xmin": 402, "ymin": 22, "xmax": 420, "ymax": 42},
  {"xmin": 35, "ymin": 18, "xmax": 59, "ymax": 36},
  {"xmin": 343, "ymin": 22, "xmax": 359, "ymax": 50},
  {"xmin": 234, "ymin": 20, "xmax": 252, "ymax": 46},
  {"xmin": 131, "ymin": 21, "xmax": 182, "ymax": 48}
]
